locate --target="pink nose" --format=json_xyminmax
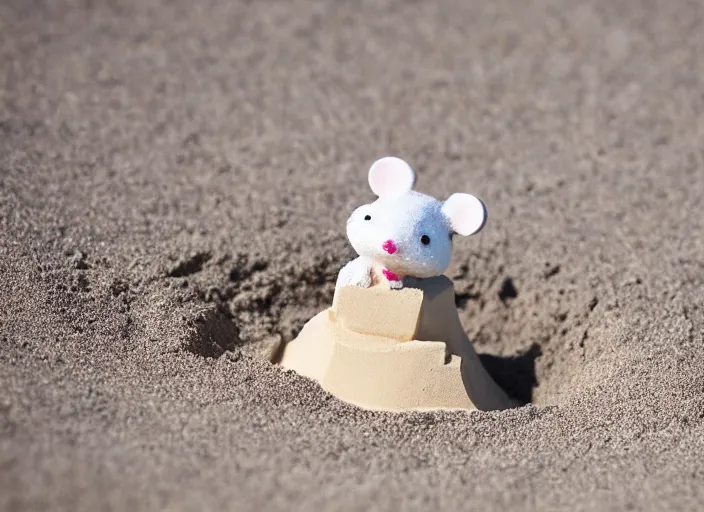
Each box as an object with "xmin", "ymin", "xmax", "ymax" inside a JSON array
[{"xmin": 382, "ymin": 239, "xmax": 397, "ymax": 254}]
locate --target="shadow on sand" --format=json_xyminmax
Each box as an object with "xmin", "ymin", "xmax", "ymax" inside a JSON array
[{"xmin": 478, "ymin": 343, "xmax": 542, "ymax": 404}]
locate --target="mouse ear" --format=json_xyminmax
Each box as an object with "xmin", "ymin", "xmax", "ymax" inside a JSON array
[
  {"xmin": 368, "ymin": 157, "xmax": 416, "ymax": 198},
  {"xmin": 442, "ymin": 193, "xmax": 487, "ymax": 236}
]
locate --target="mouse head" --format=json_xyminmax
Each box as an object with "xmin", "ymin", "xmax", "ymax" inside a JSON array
[{"xmin": 346, "ymin": 157, "xmax": 487, "ymax": 278}]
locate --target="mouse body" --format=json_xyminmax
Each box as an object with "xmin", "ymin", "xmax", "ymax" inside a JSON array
[{"xmin": 337, "ymin": 157, "xmax": 487, "ymax": 290}]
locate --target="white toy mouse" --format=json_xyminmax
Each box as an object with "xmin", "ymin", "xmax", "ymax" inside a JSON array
[{"xmin": 336, "ymin": 156, "xmax": 487, "ymax": 290}]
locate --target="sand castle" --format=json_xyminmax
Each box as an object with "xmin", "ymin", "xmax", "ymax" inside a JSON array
[{"xmin": 278, "ymin": 276, "xmax": 513, "ymax": 412}]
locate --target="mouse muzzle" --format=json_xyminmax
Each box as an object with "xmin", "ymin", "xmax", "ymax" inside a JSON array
[{"xmin": 381, "ymin": 239, "xmax": 397, "ymax": 255}]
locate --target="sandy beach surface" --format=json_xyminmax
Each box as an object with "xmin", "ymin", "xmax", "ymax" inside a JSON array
[{"xmin": 1, "ymin": 0, "xmax": 703, "ymax": 510}]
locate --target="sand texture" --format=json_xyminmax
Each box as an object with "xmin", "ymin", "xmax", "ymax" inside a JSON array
[{"xmin": 1, "ymin": 0, "xmax": 704, "ymax": 510}]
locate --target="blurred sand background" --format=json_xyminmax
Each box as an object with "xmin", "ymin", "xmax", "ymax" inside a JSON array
[{"xmin": 1, "ymin": 0, "xmax": 703, "ymax": 510}]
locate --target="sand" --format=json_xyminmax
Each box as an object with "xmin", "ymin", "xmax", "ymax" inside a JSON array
[{"xmin": 1, "ymin": 0, "xmax": 703, "ymax": 509}]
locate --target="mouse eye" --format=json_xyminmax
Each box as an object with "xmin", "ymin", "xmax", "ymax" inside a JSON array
[
  {"xmin": 420, "ymin": 235, "xmax": 431, "ymax": 245},
  {"xmin": 364, "ymin": 215, "xmax": 371, "ymax": 221}
]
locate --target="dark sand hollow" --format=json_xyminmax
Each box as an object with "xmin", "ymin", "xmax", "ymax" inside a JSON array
[{"xmin": 1, "ymin": 0, "xmax": 703, "ymax": 510}]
